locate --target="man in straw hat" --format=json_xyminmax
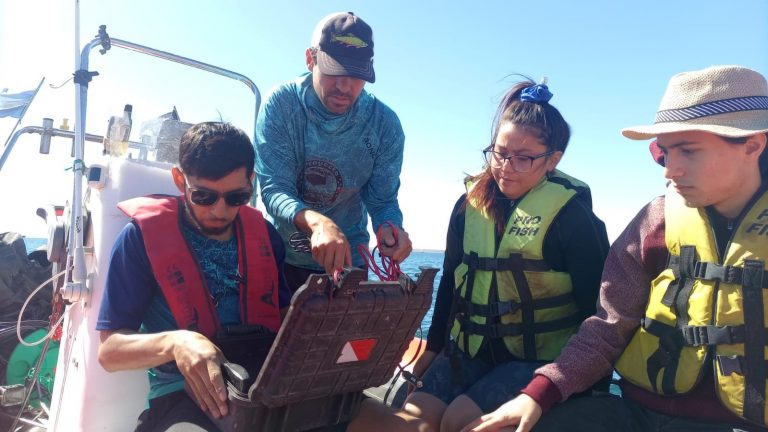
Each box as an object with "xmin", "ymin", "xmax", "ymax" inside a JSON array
[
  {"xmin": 462, "ymin": 65, "xmax": 768, "ymax": 432},
  {"xmin": 255, "ymin": 12, "xmax": 412, "ymax": 290}
]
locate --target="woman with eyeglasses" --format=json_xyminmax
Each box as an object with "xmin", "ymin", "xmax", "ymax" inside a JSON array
[{"xmin": 349, "ymin": 79, "xmax": 610, "ymax": 432}]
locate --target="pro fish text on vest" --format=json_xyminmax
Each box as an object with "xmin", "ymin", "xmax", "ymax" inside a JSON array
[
  {"xmin": 745, "ymin": 208, "xmax": 768, "ymax": 236},
  {"xmin": 508, "ymin": 215, "xmax": 542, "ymax": 237}
]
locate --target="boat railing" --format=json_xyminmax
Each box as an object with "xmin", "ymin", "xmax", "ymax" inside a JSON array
[
  {"xmin": 70, "ymin": 24, "xmax": 261, "ymax": 303},
  {"xmin": 39, "ymin": 24, "xmax": 261, "ymax": 432},
  {"xmin": 1, "ymin": 19, "xmax": 264, "ymax": 432},
  {"xmin": 0, "ymin": 124, "xmax": 104, "ymax": 172}
]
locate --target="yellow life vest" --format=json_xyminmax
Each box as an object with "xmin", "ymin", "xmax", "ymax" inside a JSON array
[
  {"xmin": 615, "ymin": 188, "xmax": 768, "ymax": 427},
  {"xmin": 450, "ymin": 170, "xmax": 587, "ymax": 360}
]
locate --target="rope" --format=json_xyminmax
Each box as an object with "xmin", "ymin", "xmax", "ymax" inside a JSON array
[{"xmin": 16, "ymin": 268, "xmax": 68, "ymax": 347}]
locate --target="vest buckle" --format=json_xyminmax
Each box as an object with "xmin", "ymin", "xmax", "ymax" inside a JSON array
[
  {"xmin": 490, "ymin": 300, "xmax": 520, "ymax": 316},
  {"xmin": 693, "ymin": 261, "xmax": 727, "ymax": 282},
  {"xmin": 682, "ymin": 325, "xmax": 709, "ymax": 346}
]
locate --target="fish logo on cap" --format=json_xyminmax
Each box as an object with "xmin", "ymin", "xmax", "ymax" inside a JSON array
[{"xmin": 331, "ymin": 33, "xmax": 368, "ymax": 48}]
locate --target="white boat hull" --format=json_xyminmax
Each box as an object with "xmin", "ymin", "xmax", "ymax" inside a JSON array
[{"xmin": 48, "ymin": 157, "xmax": 178, "ymax": 431}]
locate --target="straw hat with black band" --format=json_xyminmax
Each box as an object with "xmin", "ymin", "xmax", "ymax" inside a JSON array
[{"xmin": 622, "ymin": 65, "xmax": 768, "ymax": 140}]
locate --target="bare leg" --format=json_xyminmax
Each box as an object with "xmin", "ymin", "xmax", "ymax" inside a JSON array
[
  {"xmin": 347, "ymin": 398, "xmax": 436, "ymax": 432},
  {"xmin": 403, "ymin": 392, "xmax": 449, "ymax": 431},
  {"xmin": 440, "ymin": 395, "xmax": 483, "ymax": 432}
]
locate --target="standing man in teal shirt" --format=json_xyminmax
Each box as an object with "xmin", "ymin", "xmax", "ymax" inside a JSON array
[{"xmin": 255, "ymin": 12, "xmax": 413, "ymax": 290}]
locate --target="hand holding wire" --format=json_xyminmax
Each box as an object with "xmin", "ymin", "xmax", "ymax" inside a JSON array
[
  {"xmin": 376, "ymin": 222, "xmax": 413, "ymax": 265},
  {"xmin": 358, "ymin": 221, "xmax": 410, "ymax": 281}
]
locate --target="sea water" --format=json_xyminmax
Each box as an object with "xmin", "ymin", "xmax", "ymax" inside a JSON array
[
  {"xmin": 23, "ymin": 237, "xmax": 47, "ymax": 254},
  {"xmin": 398, "ymin": 250, "xmax": 444, "ymax": 332}
]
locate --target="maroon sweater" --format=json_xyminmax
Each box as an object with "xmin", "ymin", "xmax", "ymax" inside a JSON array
[{"xmin": 520, "ymin": 196, "xmax": 747, "ymax": 425}]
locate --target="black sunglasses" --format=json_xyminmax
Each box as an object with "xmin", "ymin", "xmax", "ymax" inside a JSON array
[{"xmin": 184, "ymin": 177, "xmax": 252, "ymax": 207}]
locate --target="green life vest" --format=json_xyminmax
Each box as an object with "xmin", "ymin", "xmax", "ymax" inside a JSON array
[
  {"xmin": 450, "ymin": 170, "xmax": 587, "ymax": 360},
  {"xmin": 615, "ymin": 188, "xmax": 768, "ymax": 427}
]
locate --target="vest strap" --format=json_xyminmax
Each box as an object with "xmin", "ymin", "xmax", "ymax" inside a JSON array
[
  {"xmin": 642, "ymin": 316, "xmax": 755, "ymax": 394},
  {"xmin": 642, "ymin": 318, "xmax": 747, "ymax": 346},
  {"xmin": 667, "ymin": 256, "xmax": 768, "ymax": 288},
  {"xmin": 456, "ymin": 313, "xmax": 581, "ymax": 338},
  {"xmin": 462, "ymin": 252, "xmax": 478, "ymax": 355},
  {"xmin": 461, "ymin": 253, "xmax": 552, "ymax": 272},
  {"xmin": 741, "ymin": 259, "xmax": 767, "ymax": 424},
  {"xmin": 455, "ymin": 293, "xmax": 575, "ymax": 317},
  {"xmin": 681, "ymin": 324, "xmax": 746, "ymax": 346},
  {"xmin": 662, "ymin": 246, "xmax": 696, "ymax": 310},
  {"xmin": 716, "ymin": 354, "xmax": 745, "ymax": 376},
  {"xmin": 716, "ymin": 355, "xmax": 768, "ymax": 377},
  {"xmin": 643, "ymin": 317, "xmax": 691, "ymax": 394},
  {"xmin": 660, "ymin": 247, "xmax": 697, "ymax": 393},
  {"xmin": 506, "ymin": 254, "xmax": 538, "ymax": 360}
]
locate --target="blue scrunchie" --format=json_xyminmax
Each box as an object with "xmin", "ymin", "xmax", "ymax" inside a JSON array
[{"xmin": 520, "ymin": 84, "xmax": 553, "ymax": 103}]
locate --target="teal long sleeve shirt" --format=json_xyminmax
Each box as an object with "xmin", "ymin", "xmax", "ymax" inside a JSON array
[{"xmin": 255, "ymin": 74, "xmax": 405, "ymax": 270}]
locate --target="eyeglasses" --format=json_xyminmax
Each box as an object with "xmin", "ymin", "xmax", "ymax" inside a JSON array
[
  {"xmin": 482, "ymin": 149, "xmax": 555, "ymax": 173},
  {"xmin": 184, "ymin": 177, "xmax": 253, "ymax": 207}
]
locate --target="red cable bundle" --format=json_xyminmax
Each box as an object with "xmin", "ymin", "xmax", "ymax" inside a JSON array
[{"xmin": 357, "ymin": 221, "xmax": 403, "ymax": 281}]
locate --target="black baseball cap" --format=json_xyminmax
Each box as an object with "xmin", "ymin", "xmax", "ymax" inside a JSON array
[{"xmin": 312, "ymin": 12, "xmax": 375, "ymax": 83}]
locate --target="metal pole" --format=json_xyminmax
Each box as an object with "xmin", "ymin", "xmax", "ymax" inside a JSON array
[{"xmin": 69, "ymin": 0, "xmax": 87, "ymax": 287}]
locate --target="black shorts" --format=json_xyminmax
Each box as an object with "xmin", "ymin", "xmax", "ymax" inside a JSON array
[{"xmin": 414, "ymin": 346, "xmax": 544, "ymax": 412}]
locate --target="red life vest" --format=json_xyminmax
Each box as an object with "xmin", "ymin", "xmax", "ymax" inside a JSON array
[{"xmin": 118, "ymin": 195, "xmax": 281, "ymax": 338}]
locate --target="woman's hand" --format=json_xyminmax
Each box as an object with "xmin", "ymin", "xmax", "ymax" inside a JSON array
[{"xmin": 460, "ymin": 394, "xmax": 542, "ymax": 432}]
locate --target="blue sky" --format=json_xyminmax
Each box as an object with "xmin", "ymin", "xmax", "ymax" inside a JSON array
[{"xmin": 1, "ymin": 1, "xmax": 767, "ymax": 250}]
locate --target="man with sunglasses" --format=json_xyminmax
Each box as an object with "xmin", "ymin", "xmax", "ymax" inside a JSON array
[
  {"xmin": 255, "ymin": 12, "xmax": 412, "ymax": 290},
  {"xmin": 97, "ymin": 122, "xmax": 291, "ymax": 431}
]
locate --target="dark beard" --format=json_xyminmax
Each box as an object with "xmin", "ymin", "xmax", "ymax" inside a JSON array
[
  {"xmin": 183, "ymin": 197, "xmax": 232, "ymax": 237},
  {"xmin": 198, "ymin": 224, "xmax": 230, "ymax": 236}
]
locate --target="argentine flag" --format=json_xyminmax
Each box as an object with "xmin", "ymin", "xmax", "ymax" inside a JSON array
[{"xmin": 0, "ymin": 88, "xmax": 37, "ymax": 119}]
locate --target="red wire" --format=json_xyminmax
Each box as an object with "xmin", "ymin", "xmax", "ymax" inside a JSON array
[{"xmin": 357, "ymin": 221, "xmax": 403, "ymax": 281}]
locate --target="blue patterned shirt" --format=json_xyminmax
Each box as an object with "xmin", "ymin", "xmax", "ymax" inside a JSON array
[
  {"xmin": 97, "ymin": 216, "xmax": 291, "ymax": 402},
  {"xmin": 255, "ymin": 74, "xmax": 405, "ymax": 270}
]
